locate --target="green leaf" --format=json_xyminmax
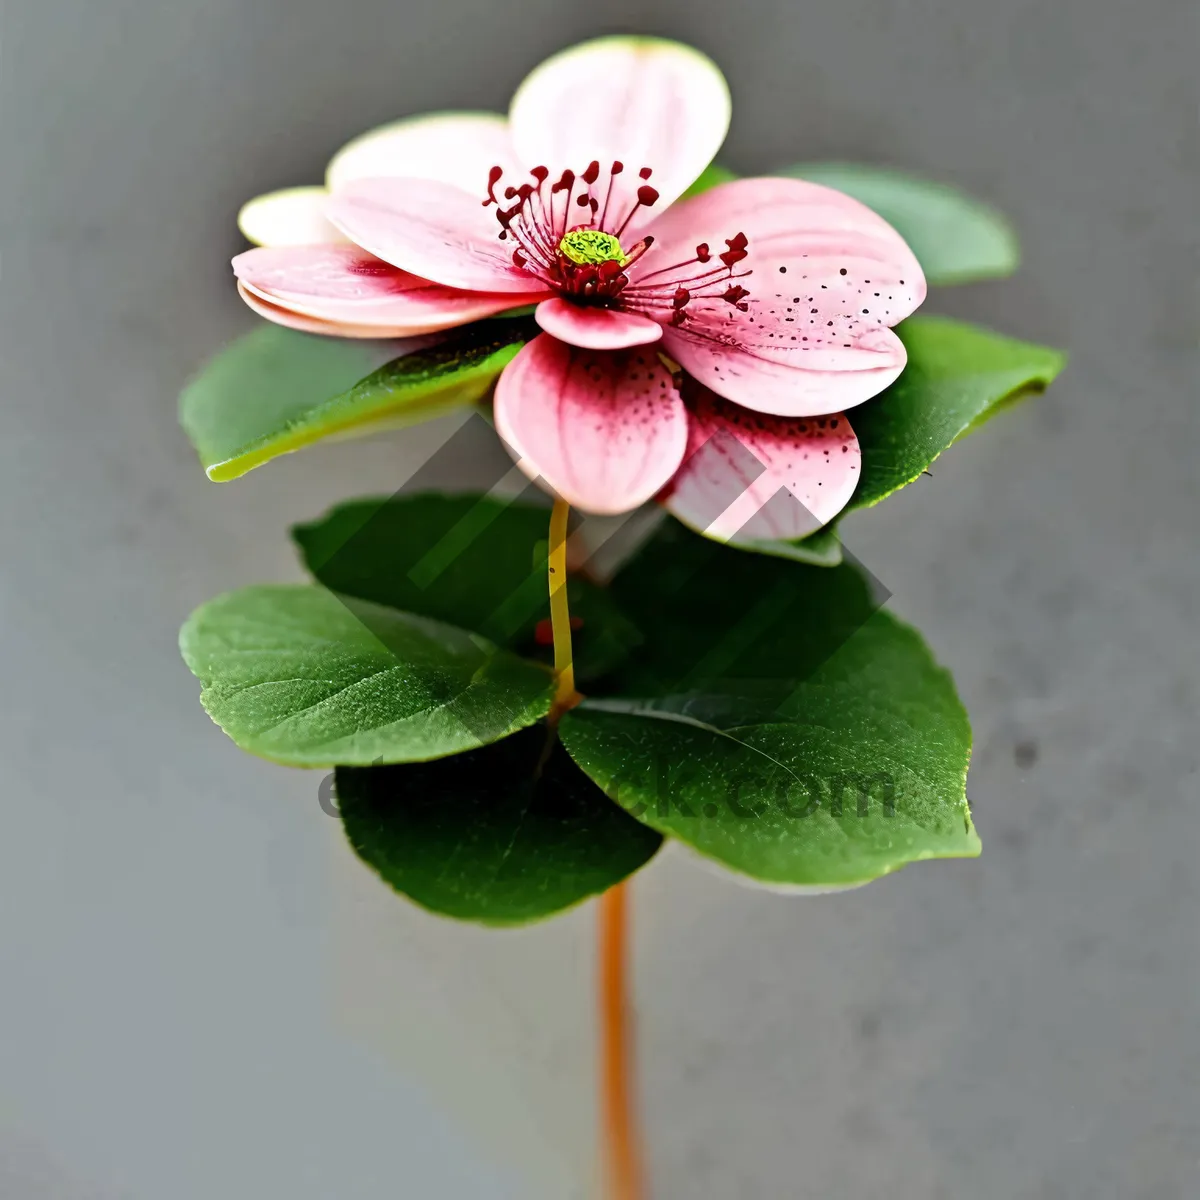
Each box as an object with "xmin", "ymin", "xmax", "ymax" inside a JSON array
[
  {"xmin": 293, "ymin": 493, "xmax": 641, "ymax": 683},
  {"xmin": 681, "ymin": 161, "xmax": 737, "ymax": 200},
  {"xmin": 781, "ymin": 162, "xmax": 1020, "ymax": 285},
  {"xmin": 180, "ymin": 319, "xmax": 531, "ymax": 482},
  {"xmin": 335, "ymin": 727, "xmax": 662, "ymax": 926},
  {"xmin": 560, "ymin": 525, "xmax": 976, "ymax": 888},
  {"xmin": 847, "ymin": 316, "xmax": 1066, "ymax": 513},
  {"xmin": 605, "ymin": 519, "xmax": 879, "ymax": 701},
  {"xmin": 738, "ymin": 522, "xmax": 844, "ymax": 568},
  {"xmin": 179, "ymin": 584, "xmax": 555, "ymax": 766}
]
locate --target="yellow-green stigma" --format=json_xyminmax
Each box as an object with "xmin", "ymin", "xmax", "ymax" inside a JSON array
[{"xmin": 558, "ymin": 229, "xmax": 625, "ymax": 266}]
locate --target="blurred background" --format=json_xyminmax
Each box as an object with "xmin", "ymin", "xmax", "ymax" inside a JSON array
[{"xmin": 2, "ymin": 1, "xmax": 1197, "ymax": 1196}]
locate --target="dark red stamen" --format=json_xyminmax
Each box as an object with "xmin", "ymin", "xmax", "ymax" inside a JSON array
[
  {"xmin": 480, "ymin": 161, "xmax": 751, "ymax": 313},
  {"xmin": 482, "ymin": 165, "xmax": 504, "ymax": 208},
  {"xmin": 598, "ymin": 161, "xmax": 624, "ymax": 228}
]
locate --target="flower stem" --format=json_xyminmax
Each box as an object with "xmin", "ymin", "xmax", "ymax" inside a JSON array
[
  {"xmin": 547, "ymin": 498, "xmax": 580, "ymax": 714},
  {"xmin": 599, "ymin": 881, "xmax": 645, "ymax": 1200},
  {"xmin": 546, "ymin": 504, "xmax": 642, "ymax": 1193}
]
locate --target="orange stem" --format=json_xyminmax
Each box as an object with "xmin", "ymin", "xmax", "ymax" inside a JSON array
[{"xmin": 598, "ymin": 881, "xmax": 645, "ymax": 1200}]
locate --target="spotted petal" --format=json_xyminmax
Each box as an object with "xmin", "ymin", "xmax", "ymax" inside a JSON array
[
  {"xmin": 643, "ymin": 177, "xmax": 926, "ymax": 415},
  {"xmin": 508, "ymin": 37, "xmax": 731, "ymax": 221},
  {"xmin": 327, "ymin": 177, "xmax": 546, "ymax": 295},
  {"xmin": 663, "ymin": 386, "xmax": 860, "ymax": 543},
  {"xmin": 233, "ymin": 245, "xmax": 523, "ymax": 336},
  {"xmin": 493, "ymin": 334, "xmax": 687, "ymax": 514},
  {"xmin": 535, "ymin": 299, "xmax": 662, "ymax": 350},
  {"xmin": 238, "ymin": 186, "xmax": 346, "ymax": 247},
  {"xmin": 326, "ymin": 112, "xmax": 521, "ymax": 195}
]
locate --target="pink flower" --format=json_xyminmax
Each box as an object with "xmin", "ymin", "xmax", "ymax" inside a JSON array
[{"xmin": 232, "ymin": 37, "xmax": 926, "ymax": 538}]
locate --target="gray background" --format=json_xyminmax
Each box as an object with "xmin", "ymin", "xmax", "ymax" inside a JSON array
[{"xmin": 2, "ymin": 0, "xmax": 1197, "ymax": 1196}]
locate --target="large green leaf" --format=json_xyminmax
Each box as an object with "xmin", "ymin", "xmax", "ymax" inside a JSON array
[
  {"xmin": 684, "ymin": 316, "xmax": 1062, "ymax": 562},
  {"xmin": 293, "ymin": 493, "xmax": 641, "ymax": 683},
  {"xmin": 180, "ymin": 584, "xmax": 554, "ymax": 766},
  {"xmin": 605, "ymin": 519, "xmax": 882, "ymax": 702},
  {"xmin": 335, "ymin": 727, "xmax": 662, "ymax": 926},
  {"xmin": 741, "ymin": 523, "xmax": 844, "ymax": 568},
  {"xmin": 180, "ymin": 320, "xmax": 531, "ymax": 481},
  {"xmin": 847, "ymin": 316, "xmax": 1066, "ymax": 513},
  {"xmin": 781, "ymin": 162, "xmax": 1020, "ymax": 285},
  {"xmin": 560, "ymin": 525, "xmax": 976, "ymax": 888}
]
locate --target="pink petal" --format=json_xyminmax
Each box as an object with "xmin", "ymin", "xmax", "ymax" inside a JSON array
[
  {"xmin": 508, "ymin": 37, "xmax": 731, "ymax": 223},
  {"xmin": 493, "ymin": 334, "xmax": 687, "ymax": 514},
  {"xmin": 327, "ymin": 177, "xmax": 544, "ymax": 295},
  {"xmin": 326, "ymin": 112, "xmax": 520, "ymax": 196},
  {"xmin": 663, "ymin": 386, "xmax": 861, "ymax": 542},
  {"xmin": 233, "ymin": 245, "xmax": 528, "ymax": 335},
  {"xmin": 237, "ymin": 282, "xmax": 404, "ymax": 338},
  {"xmin": 535, "ymin": 299, "xmax": 662, "ymax": 350},
  {"xmin": 662, "ymin": 327, "xmax": 906, "ymax": 417},
  {"xmin": 639, "ymin": 177, "xmax": 926, "ymax": 415},
  {"xmin": 238, "ymin": 187, "xmax": 346, "ymax": 247}
]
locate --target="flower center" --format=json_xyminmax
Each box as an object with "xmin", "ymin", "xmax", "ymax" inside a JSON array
[
  {"xmin": 482, "ymin": 159, "xmax": 752, "ymax": 320},
  {"xmin": 558, "ymin": 229, "xmax": 625, "ymax": 266},
  {"xmin": 483, "ymin": 159, "xmax": 658, "ymax": 303}
]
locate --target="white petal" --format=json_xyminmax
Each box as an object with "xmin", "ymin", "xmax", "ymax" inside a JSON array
[
  {"xmin": 237, "ymin": 186, "xmax": 346, "ymax": 247},
  {"xmin": 326, "ymin": 112, "xmax": 518, "ymax": 197}
]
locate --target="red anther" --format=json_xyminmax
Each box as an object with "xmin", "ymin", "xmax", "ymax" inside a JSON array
[
  {"xmin": 576, "ymin": 194, "xmax": 591, "ymax": 206},
  {"xmin": 672, "ymin": 287, "xmax": 691, "ymax": 309},
  {"xmin": 620, "ymin": 236, "xmax": 654, "ymax": 271},
  {"xmin": 483, "ymin": 165, "xmax": 505, "ymax": 206},
  {"xmin": 727, "ymin": 232, "xmax": 748, "ymax": 250},
  {"xmin": 723, "ymin": 284, "xmax": 750, "ymax": 305},
  {"xmin": 695, "ymin": 243, "xmax": 711, "ymax": 263},
  {"xmin": 638, "ymin": 167, "xmax": 653, "ymax": 179},
  {"xmin": 531, "ymin": 166, "xmax": 549, "ymax": 184},
  {"xmin": 719, "ymin": 246, "xmax": 748, "ymax": 268},
  {"xmin": 611, "ymin": 160, "xmax": 624, "ymax": 175},
  {"xmin": 637, "ymin": 185, "xmax": 660, "ymax": 206},
  {"xmin": 582, "ymin": 160, "xmax": 601, "ymax": 184},
  {"xmin": 669, "ymin": 309, "xmax": 688, "ymax": 327},
  {"xmin": 552, "ymin": 169, "xmax": 575, "ymax": 193},
  {"xmin": 513, "ymin": 249, "xmax": 527, "ymax": 268}
]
